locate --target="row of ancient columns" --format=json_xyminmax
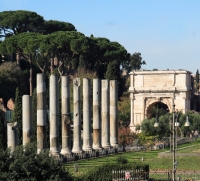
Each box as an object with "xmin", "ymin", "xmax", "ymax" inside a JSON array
[{"xmin": 7, "ymin": 73, "xmax": 118, "ymax": 155}]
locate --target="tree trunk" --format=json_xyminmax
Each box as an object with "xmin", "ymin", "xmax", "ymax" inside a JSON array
[{"xmin": 16, "ymin": 53, "xmax": 21, "ymax": 65}]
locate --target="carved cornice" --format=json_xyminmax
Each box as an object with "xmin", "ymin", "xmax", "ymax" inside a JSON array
[{"xmin": 134, "ymin": 90, "xmax": 178, "ymax": 93}]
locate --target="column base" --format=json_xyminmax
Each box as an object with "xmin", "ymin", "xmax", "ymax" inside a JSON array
[
  {"xmin": 72, "ymin": 148, "xmax": 82, "ymax": 153},
  {"xmin": 49, "ymin": 151, "xmax": 60, "ymax": 157},
  {"xmin": 111, "ymin": 144, "xmax": 119, "ymax": 148},
  {"xmin": 130, "ymin": 125, "xmax": 136, "ymax": 132},
  {"xmin": 102, "ymin": 144, "xmax": 111, "ymax": 149},
  {"xmin": 92, "ymin": 144, "xmax": 102, "ymax": 150},
  {"xmin": 60, "ymin": 148, "xmax": 71, "ymax": 155},
  {"xmin": 82, "ymin": 147, "xmax": 92, "ymax": 152}
]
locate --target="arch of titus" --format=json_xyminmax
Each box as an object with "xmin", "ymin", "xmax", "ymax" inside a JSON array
[{"xmin": 129, "ymin": 70, "xmax": 192, "ymax": 132}]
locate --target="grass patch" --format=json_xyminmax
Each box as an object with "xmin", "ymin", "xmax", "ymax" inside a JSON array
[{"xmin": 65, "ymin": 139, "xmax": 200, "ymax": 177}]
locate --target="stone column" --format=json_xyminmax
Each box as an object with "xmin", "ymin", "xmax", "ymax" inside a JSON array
[
  {"xmin": 22, "ymin": 95, "xmax": 32, "ymax": 145},
  {"xmin": 101, "ymin": 79, "xmax": 110, "ymax": 148},
  {"xmin": 92, "ymin": 79, "xmax": 101, "ymax": 149},
  {"xmin": 60, "ymin": 76, "xmax": 71, "ymax": 155},
  {"xmin": 82, "ymin": 78, "xmax": 92, "ymax": 151},
  {"xmin": 72, "ymin": 78, "xmax": 82, "ymax": 153},
  {"xmin": 49, "ymin": 74, "xmax": 60, "ymax": 155},
  {"xmin": 37, "ymin": 73, "xmax": 47, "ymax": 153},
  {"xmin": 7, "ymin": 122, "xmax": 18, "ymax": 153},
  {"xmin": 110, "ymin": 80, "xmax": 118, "ymax": 147},
  {"xmin": 130, "ymin": 93, "xmax": 135, "ymax": 132}
]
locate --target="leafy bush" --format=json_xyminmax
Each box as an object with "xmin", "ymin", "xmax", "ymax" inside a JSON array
[
  {"xmin": 116, "ymin": 155, "xmax": 128, "ymax": 164},
  {"xmin": 118, "ymin": 126, "xmax": 137, "ymax": 146},
  {"xmin": 118, "ymin": 94, "xmax": 130, "ymax": 124},
  {"xmin": 80, "ymin": 162, "xmax": 149, "ymax": 181},
  {"xmin": 0, "ymin": 143, "xmax": 73, "ymax": 181}
]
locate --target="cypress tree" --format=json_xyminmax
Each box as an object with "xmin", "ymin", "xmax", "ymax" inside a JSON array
[
  {"xmin": 105, "ymin": 60, "xmax": 120, "ymax": 80},
  {"xmin": 78, "ymin": 55, "xmax": 87, "ymax": 70},
  {"xmin": 196, "ymin": 69, "xmax": 199, "ymax": 84},
  {"xmin": 11, "ymin": 87, "xmax": 22, "ymax": 145}
]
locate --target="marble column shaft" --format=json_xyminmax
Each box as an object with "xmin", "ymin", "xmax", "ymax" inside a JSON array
[
  {"xmin": 101, "ymin": 79, "xmax": 110, "ymax": 148},
  {"xmin": 49, "ymin": 74, "xmax": 60, "ymax": 155},
  {"xmin": 61, "ymin": 76, "xmax": 71, "ymax": 155},
  {"xmin": 7, "ymin": 122, "xmax": 18, "ymax": 153},
  {"xmin": 92, "ymin": 78, "xmax": 101, "ymax": 149},
  {"xmin": 82, "ymin": 78, "xmax": 92, "ymax": 151},
  {"xmin": 72, "ymin": 78, "xmax": 82, "ymax": 153},
  {"xmin": 37, "ymin": 73, "xmax": 47, "ymax": 153},
  {"xmin": 110, "ymin": 80, "xmax": 118, "ymax": 147},
  {"xmin": 22, "ymin": 95, "xmax": 32, "ymax": 145}
]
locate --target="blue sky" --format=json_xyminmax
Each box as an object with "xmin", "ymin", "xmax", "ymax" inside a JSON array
[{"xmin": 0, "ymin": 0, "xmax": 200, "ymax": 75}]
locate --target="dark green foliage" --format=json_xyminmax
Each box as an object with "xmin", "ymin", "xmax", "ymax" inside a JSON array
[
  {"xmin": 196, "ymin": 69, "xmax": 199, "ymax": 84},
  {"xmin": 11, "ymin": 87, "xmax": 22, "ymax": 145},
  {"xmin": 43, "ymin": 20, "xmax": 76, "ymax": 34},
  {"xmin": 105, "ymin": 60, "xmax": 126, "ymax": 98},
  {"xmin": 141, "ymin": 110, "xmax": 200, "ymax": 138},
  {"xmin": 116, "ymin": 155, "xmax": 128, "ymax": 164},
  {"xmin": 141, "ymin": 114, "xmax": 171, "ymax": 138},
  {"xmin": 32, "ymin": 88, "xmax": 37, "ymax": 143},
  {"xmin": 0, "ymin": 62, "xmax": 27, "ymax": 103},
  {"xmin": 0, "ymin": 143, "xmax": 73, "ymax": 181},
  {"xmin": 105, "ymin": 60, "xmax": 120, "ymax": 80},
  {"xmin": 78, "ymin": 54, "xmax": 87, "ymax": 70},
  {"xmin": 178, "ymin": 111, "xmax": 200, "ymax": 137},
  {"xmin": 71, "ymin": 57, "xmax": 79, "ymax": 69},
  {"xmin": 0, "ymin": 10, "xmax": 44, "ymax": 37},
  {"xmin": 0, "ymin": 114, "xmax": 6, "ymax": 149},
  {"xmin": 81, "ymin": 162, "xmax": 149, "ymax": 181},
  {"xmin": 125, "ymin": 52, "xmax": 146, "ymax": 71}
]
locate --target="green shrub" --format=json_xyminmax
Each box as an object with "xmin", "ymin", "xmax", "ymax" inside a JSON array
[
  {"xmin": 116, "ymin": 155, "xmax": 128, "ymax": 164},
  {"xmin": 80, "ymin": 162, "xmax": 149, "ymax": 181},
  {"xmin": 0, "ymin": 143, "xmax": 73, "ymax": 181}
]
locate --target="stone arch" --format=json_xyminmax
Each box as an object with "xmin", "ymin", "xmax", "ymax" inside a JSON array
[
  {"xmin": 145, "ymin": 99, "xmax": 171, "ymax": 119},
  {"xmin": 129, "ymin": 70, "xmax": 192, "ymax": 132}
]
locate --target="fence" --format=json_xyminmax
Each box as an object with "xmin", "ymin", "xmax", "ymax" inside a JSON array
[
  {"xmin": 112, "ymin": 169, "xmax": 149, "ymax": 181},
  {"xmin": 112, "ymin": 170, "xmax": 200, "ymax": 181}
]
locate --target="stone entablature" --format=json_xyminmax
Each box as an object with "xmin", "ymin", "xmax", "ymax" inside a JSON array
[{"xmin": 129, "ymin": 70, "xmax": 192, "ymax": 132}]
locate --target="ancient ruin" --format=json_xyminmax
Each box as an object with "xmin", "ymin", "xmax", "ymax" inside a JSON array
[
  {"xmin": 129, "ymin": 70, "xmax": 192, "ymax": 132},
  {"xmin": 6, "ymin": 74, "xmax": 119, "ymax": 157}
]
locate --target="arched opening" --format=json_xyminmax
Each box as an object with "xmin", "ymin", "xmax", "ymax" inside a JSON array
[{"xmin": 146, "ymin": 102, "xmax": 169, "ymax": 119}]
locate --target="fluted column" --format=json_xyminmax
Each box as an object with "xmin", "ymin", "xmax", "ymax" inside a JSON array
[
  {"xmin": 60, "ymin": 76, "xmax": 71, "ymax": 155},
  {"xmin": 110, "ymin": 80, "xmax": 118, "ymax": 147},
  {"xmin": 7, "ymin": 122, "xmax": 18, "ymax": 153},
  {"xmin": 101, "ymin": 79, "xmax": 110, "ymax": 148},
  {"xmin": 92, "ymin": 78, "xmax": 101, "ymax": 149},
  {"xmin": 82, "ymin": 78, "xmax": 92, "ymax": 151},
  {"xmin": 49, "ymin": 74, "xmax": 60, "ymax": 155},
  {"xmin": 72, "ymin": 78, "xmax": 82, "ymax": 153},
  {"xmin": 22, "ymin": 95, "xmax": 32, "ymax": 145},
  {"xmin": 37, "ymin": 73, "xmax": 47, "ymax": 153}
]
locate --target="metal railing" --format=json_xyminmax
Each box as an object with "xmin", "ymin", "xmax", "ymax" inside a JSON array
[{"xmin": 112, "ymin": 170, "xmax": 200, "ymax": 181}]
